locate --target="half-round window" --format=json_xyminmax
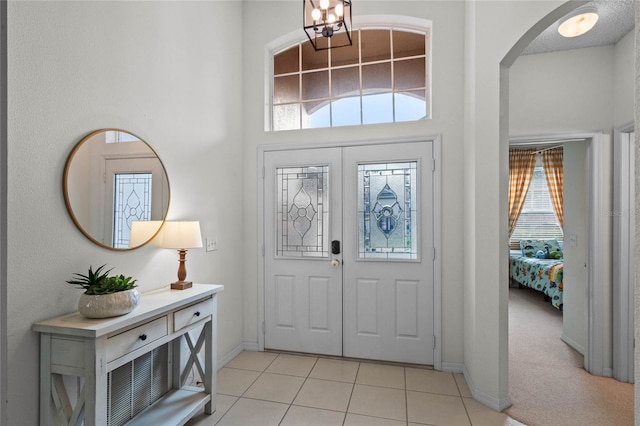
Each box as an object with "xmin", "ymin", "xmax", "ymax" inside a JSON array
[{"xmin": 272, "ymin": 25, "xmax": 431, "ymax": 131}]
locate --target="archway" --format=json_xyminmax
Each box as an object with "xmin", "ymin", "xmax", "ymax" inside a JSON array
[{"xmin": 498, "ymin": 0, "xmax": 634, "ymax": 409}]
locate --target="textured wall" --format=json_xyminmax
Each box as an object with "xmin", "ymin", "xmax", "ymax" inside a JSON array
[{"xmin": 7, "ymin": 2, "xmax": 245, "ymax": 424}]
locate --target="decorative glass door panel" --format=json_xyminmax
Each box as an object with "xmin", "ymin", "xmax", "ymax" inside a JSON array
[
  {"xmin": 276, "ymin": 166, "xmax": 329, "ymax": 258},
  {"xmin": 113, "ymin": 173, "xmax": 152, "ymax": 249},
  {"xmin": 104, "ymin": 158, "xmax": 169, "ymax": 248},
  {"xmin": 358, "ymin": 162, "xmax": 418, "ymax": 260}
]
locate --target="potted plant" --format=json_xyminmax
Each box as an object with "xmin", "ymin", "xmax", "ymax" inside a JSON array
[{"xmin": 67, "ymin": 264, "xmax": 140, "ymax": 318}]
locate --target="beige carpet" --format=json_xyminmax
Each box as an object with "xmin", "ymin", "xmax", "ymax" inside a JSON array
[{"xmin": 504, "ymin": 287, "xmax": 634, "ymax": 426}]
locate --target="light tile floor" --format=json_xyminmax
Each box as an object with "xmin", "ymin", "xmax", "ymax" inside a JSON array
[{"xmin": 187, "ymin": 351, "xmax": 519, "ymax": 426}]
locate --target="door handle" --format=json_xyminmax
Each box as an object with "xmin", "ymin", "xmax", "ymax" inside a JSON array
[{"xmin": 331, "ymin": 240, "xmax": 341, "ymax": 255}]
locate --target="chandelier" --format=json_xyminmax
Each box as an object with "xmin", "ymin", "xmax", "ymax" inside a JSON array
[{"xmin": 303, "ymin": 0, "xmax": 352, "ymax": 51}]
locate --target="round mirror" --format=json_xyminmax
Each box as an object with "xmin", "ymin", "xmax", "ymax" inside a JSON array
[{"xmin": 63, "ymin": 129, "xmax": 170, "ymax": 250}]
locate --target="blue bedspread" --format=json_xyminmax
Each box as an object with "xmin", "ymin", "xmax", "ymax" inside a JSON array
[{"xmin": 509, "ymin": 252, "xmax": 563, "ymax": 309}]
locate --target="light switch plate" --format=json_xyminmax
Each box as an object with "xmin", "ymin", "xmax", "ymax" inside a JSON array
[{"xmin": 206, "ymin": 238, "xmax": 218, "ymax": 252}]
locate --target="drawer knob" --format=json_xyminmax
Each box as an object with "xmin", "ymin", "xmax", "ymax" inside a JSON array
[
  {"xmin": 194, "ymin": 311, "xmax": 201, "ymax": 317},
  {"xmin": 139, "ymin": 334, "xmax": 148, "ymax": 341}
]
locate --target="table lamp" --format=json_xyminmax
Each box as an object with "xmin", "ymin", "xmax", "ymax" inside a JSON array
[
  {"xmin": 156, "ymin": 221, "xmax": 203, "ymax": 290},
  {"xmin": 129, "ymin": 220, "xmax": 163, "ymax": 248}
]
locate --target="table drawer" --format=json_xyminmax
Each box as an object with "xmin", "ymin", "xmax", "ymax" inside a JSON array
[
  {"xmin": 107, "ymin": 316, "xmax": 168, "ymax": 362},
  {"xmin": 174, "ymin": 298, "xmax": 212, "ymax": 332}
]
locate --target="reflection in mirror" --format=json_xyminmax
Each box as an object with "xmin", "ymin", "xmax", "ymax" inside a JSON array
[{"xmin": 64, "ymin": 129, "xmax": 170, "ymax": 250}]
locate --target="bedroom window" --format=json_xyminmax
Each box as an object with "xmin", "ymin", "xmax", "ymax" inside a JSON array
[
  {"xmin": 271, "ymin": 26, "xmax": 431, "ymax": 131},
  {"xmin": 510, "ymin": 162, "xmax": 563, "ymax": 246}
]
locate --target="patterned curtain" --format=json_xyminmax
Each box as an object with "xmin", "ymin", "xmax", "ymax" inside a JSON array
[
  {"xmin": 541, "ymin": 146, "xmax": 564, "ymax": 229},
  {"xmin": 508, "ymin": 148, "xmax": 537, "ymax": 237}
]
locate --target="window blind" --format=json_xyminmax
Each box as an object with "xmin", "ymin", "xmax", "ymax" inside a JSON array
[{"xmin": 510, "ymin": 165, "xmax": 563, "ymax": 248}]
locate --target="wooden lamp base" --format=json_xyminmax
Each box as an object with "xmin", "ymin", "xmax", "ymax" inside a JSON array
[
  {"xmin": 171, "ymin": 249, "xmax": 193, "ymax": 290},
  {"xmin": 171, "ymin": 281, "xmax": 193, "ymax": 290}
]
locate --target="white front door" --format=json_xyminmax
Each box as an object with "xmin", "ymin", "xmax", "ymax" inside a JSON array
[
  {"xmin": 263, "ymin": 142, "xmax": 434, "ymax": 364},
  {"xmin": 342, "ymin": 143, "xmax": 434, "ymax": 364},
  {"xmin": 264, "ymin": 148, "xmax": 343, "ymax": 356}
]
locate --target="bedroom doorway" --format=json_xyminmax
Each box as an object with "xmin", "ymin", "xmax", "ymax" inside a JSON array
[
  {"xmin": 508, "ymin": 136, "xmax": 589, "ymax": 355},
  {"xmin": 507, "ymin": 132, "xmax": 608, "ymax": 378}
]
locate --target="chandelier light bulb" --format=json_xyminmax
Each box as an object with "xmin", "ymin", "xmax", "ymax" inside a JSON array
[{"xmin": 303, "ymin": 0, "xmax": 352, "ymax": 50}]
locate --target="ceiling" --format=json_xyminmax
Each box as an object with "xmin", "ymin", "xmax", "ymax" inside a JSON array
[{"xmin": 522, "ymin": 0, "xmax": 635, "ymax": 55}]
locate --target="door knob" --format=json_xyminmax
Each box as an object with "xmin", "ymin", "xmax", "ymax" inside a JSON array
[{"xmin": 331, "ymin": 259, "xmax": 341, "ymax": 268}]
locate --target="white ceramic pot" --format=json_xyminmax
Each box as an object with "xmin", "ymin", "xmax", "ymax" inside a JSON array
[{"xmin": 78, "ymin": 288, "xmax": 140, "ymax": 319}]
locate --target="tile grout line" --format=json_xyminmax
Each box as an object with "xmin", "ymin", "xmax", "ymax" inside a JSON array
[
  {"xmin": 277, "ymin": 356, "xmax": 321, "ymax": 425},
  {"xmin": 217, "ymin": 352, "xmax": 281, "ymax": 424},
  {"xmin": 404, "ymin": 367, "xmax": 409, "ymax": 426},
  {"xmin": 341, "ymin": 360, "xmax": 361, "ymax": 426}
]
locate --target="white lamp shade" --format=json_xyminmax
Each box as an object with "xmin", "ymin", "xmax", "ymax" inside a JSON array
[
  {"xmin": 156, "ymin": 221, "xmax": 203, "ymax": 249},
  {"xmin": 129, "ymin": 220, "xmax": 163, "ymax": 248}
]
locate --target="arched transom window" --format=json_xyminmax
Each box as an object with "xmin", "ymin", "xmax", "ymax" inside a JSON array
[{"xmin": 272, "ymin": 25, "xmax": 431, "ymax": 131}]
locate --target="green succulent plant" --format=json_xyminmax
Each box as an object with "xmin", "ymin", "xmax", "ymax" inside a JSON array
[{"xmin": 66, "ymin": 264, "xmax": 137, "ymax": 295}]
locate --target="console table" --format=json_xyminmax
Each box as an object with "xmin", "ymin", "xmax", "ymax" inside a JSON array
[{"xmin": 33, "ymin": 283, "xmax": 224, "ymax": 426}]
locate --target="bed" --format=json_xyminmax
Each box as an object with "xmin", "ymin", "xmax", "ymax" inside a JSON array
[{"xmin": 509, "ymin": 239, "xmax": 564, "ymax": 310}]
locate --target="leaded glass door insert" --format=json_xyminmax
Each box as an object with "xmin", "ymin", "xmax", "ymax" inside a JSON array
[
  {"xmin": 276, "ymin": 166, "xmax": 329, "ymax": 258},
  {"xmin": 358, "ymin": 162, "xmax": 418, "ymax": 260},
  {"xmin": 113, "ymin": 173, "xmax": 152, "ymax": 249}
]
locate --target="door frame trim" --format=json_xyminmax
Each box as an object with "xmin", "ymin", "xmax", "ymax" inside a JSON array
[
  {"xmin": 257, "ymin": 135, "xmax": 442, "ymax": 369},
  {"xmin": 613, "ymin": 122, "xmax": 635, "ymax": 383}
]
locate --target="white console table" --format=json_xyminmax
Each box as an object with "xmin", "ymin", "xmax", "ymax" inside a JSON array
[{"xmin": 33, "ymin": 283, "xmax": 224, "ymax": 426}]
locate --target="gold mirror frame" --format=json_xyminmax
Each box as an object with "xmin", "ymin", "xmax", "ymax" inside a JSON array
[{"xmin": 63, "ymin": 129, "xmax": 171, "ymax": 250}]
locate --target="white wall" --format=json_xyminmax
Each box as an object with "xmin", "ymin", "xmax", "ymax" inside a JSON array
[
  {"xmin": 614, "ymin": 30, "xmax": 634, "ymax": 128},
  {"xmin": 562, "ymin": 141, "xmax": 588, "ymax": 354},
  {"xmin": 509, "ymin": 46, "xmax": 615, "ymax": 134},
  {"xmin": 6, "ymin": 2, "xmax": 245, "ymax": 424},
  {"xmin": 241, "ymin": 1, "xmax": 467, "ymax": 366}
]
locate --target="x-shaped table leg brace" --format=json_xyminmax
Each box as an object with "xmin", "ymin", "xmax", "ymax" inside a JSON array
[{"xmin": 180, "ymin": 328, "xmax": 207, "ymax": 387}]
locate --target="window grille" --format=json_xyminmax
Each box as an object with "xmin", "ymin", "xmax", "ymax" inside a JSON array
[{"xmin": 272, "ymin": 26, "xmax": 431, "ymax": 131}]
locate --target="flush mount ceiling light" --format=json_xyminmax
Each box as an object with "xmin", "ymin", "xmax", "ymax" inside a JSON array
[
  {"xmin": 303, "ymin": 0, "xmax": 352, "ymax": 51},
  {"xmin": 557, "ymin": 6, "xmax": 599, "ymax": 38}
]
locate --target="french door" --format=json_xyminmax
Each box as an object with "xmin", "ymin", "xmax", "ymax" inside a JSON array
[{"xmin": 263, "ymin": 142, "xmax": 435, "ymax": 364}]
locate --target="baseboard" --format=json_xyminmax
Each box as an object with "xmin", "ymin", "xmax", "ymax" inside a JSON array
[
  {"xmin": 463, "ymin": 365, "xmax": 512, "ymax": 411},
  {"xmin": 243, "ymin": 341, "xmax": 259, "ymax": 352},
  {"xmin": 560, "ymin": 332, "xmax": 585, "ymax": 355},
  {"xmin": 217, "ymin": 342, "xmax": 245, "ymax": 369},
  {"xmin": 602, "ymin": 367, "xmax": 613, "ymax": 378},
  {"xmin": 441, "ymin": 362, "xmax": 464, "ymax": 373}
]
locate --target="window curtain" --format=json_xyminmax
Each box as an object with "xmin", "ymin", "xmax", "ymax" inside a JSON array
[
  {"xmin": 541, "ymin": 146, "xmax": 564, "ymax": 229},
  {"xmin": 508, "ymin": 148, "xmax": 537, "ymax": 237}
]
